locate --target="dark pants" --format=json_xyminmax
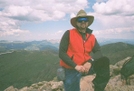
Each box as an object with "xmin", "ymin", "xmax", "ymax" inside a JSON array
[
  {"xmin": 63, "ymin": 69, "xmax": 81, "ymax": 91},
  {"xmin": 63, "ymin": 57, "xmax": 110, "ymax": 91},
  {"xmin": 63, "ymin": 65, "xmax": 95, "ymax": 91}
]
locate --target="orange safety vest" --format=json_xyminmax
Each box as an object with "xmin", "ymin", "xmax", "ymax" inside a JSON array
[{"xmin": 60, "ymin": 28, "xmax": 96, "ymax": 68}]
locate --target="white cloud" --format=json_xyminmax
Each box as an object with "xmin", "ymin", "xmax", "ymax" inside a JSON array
[
  {"xmin": 94, "ymin": 27, "xmax": 134, "ymax": 39},
  {"xmin": 56, "ymin": 30, "xmax": 64, "ymax": 34},
  {"xmin": 91, "ymin": 12, "xmax": 134, "ymax": 28},
  {"xmin": 50, "ymin": 30, "xmax": 64, "ymax": 39},
  {"xmin": 93, "ymin": 0, "xmax": 134, "ymax": 16},
  {"xmin": 96, "ymin": 0, "xmax": 108, "ymax": 2},
  {"xmin": 0, "ymin": 0, "xmax": 88, "ymax": 40},
  {"xmin": 0, "ymin": 29, "xmax": 30, "ymax": 37},
  {"xmin": 20, "ymin": 30, "xmax": 64, "ymax": 41},
  {"xmin": 1, "ymin": 0, "xmax": 89, "ymax": 22},
  {"xmin": 70, "ymin": 13, "xmax": 76, "ymax": 18},
  {"xmin": 89, "ymin": 0, "xmax": 134, "ymax": 40},
  {"xmin": 0, "ymin": 14, "xmax": 30, "ymax": 37},
  {"xmin": 0, "ymin": 0, "xmax": 133, "ymax": 40}
]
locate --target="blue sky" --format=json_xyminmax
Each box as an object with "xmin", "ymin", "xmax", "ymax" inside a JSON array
[{"xmin": 0, "ymin": 0, "xmax": 134, "ymax": 41}]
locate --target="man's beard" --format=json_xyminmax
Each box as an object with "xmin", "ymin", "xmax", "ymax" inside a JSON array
[{"xmin": 78, "ymin": 24, "xmax": 87, "ymax": 30}]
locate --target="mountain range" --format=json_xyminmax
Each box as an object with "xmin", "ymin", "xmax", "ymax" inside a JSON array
[
  {"xmin": 0, "ymin": 40, "xmax": 59, "ymax": 54},
  {"xmin": 0, "ymin": 38, "xmax": 134, "ymax": 53},
  {"xmin": 0, "ymin": 40, "xmax": 134, "ymax": 91}
]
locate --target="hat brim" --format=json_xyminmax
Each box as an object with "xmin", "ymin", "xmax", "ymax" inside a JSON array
[{"xmin": 71, "ymin": 16, "xmax": 94, "ymax": 27}]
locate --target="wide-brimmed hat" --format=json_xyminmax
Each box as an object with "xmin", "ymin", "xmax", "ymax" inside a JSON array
[{"xmin": 71, "ymin": 9, "xmax": 94, "ymax": 27}]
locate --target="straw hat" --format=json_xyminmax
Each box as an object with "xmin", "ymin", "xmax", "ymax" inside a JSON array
[{"xmin": 71, "ymin": 9, "xmax": 94, "ymax": 27}]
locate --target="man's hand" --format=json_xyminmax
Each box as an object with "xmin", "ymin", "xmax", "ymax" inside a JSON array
[
  {"xmin": 83, "ymin": 62, "xmax": 92, "ymax": 74},
  {"xmin": 75, "ymin": 65, "xmax": 85, "ymax": 73}
]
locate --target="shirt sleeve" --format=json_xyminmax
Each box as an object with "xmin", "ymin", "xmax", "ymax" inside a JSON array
[
  {"xmin": 59, "ymin": 30, "xmax": 76, "ymax": 68},
  {"xmin": 92, "ymin": 38, "xmax": 103, "ymax": 60}
]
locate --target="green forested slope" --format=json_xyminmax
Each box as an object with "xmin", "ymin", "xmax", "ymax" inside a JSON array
[
  {"xmin": 0, "ymin": 50, "xmax": 59, "ymax": 90},
  {"xmin": 101, "ymin": 42, "xmax": 134, "ymax": 64},
  {"xmin": 0, "ymin": 42, "xmax": 134, "ymax": 91}
]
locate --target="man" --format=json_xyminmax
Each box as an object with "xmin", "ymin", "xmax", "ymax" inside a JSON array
[{"xmin": 59, "ymin": 9, "xmax": 110, "ymax": 91}]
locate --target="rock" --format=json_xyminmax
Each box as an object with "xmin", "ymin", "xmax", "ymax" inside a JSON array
[
  {"xmin": 19, "ymin": 87, "xmax": 28, "ymax": 91},
  {"xmin": 50, "ymin": 81, "xmax": 63, "ymax": 90},
  {"xmin": 80, "ymin": 75, "xmax": 95, "ymax": 91},
  {"xmin": 4, "ymin": 86, "xmax": 18, "ymax": 91}
]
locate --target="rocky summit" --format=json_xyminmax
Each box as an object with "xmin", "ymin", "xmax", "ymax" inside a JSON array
[{"xmin": 4, "ymin": 56, "xmax": 134, "ymax": 91}]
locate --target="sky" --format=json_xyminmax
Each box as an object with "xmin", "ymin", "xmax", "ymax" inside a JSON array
[{"xmin": 0, "ymin": 0, "xmax": 134, "ymax": 41}]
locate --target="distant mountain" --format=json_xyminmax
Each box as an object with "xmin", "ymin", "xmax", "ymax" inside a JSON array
[
  {"xmin": 98, "ymin": 38, "xmax": 134, "ymax": 46},
  {"xmin": 0, "ymin": 40, "xmax": 58, "ymax": 53},
  {"xmin": 47, "ymin": 39, "xmax": 60, "ymax": 44},
  {"xmin": 101, "ymin": 42, "xmax": 134, "ymax": 64},
  {"xmin": 0, "ymin": 39, "xmax": 134, "ymax": 53}
]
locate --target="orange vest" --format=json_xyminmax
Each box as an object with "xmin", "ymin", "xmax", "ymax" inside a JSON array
[{"xmin": 60, "ymin": 28, "xmax": 95, "ymax": 68}]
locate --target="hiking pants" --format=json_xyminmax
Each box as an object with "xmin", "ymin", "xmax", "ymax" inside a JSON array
[
  {"xmin": 63, "ymin": 69, "xmax": 81, "ymax": 91},
  {"xmin": 63, "ymin": 66, "xmax": 94, "ymax": 91}
]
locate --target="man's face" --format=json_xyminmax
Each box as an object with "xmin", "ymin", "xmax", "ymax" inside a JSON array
[{"xmin": 76, "ymin": 17, "xmax": 89, "ymax": 30}]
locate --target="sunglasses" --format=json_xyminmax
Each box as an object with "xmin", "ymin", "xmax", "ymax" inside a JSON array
[{"xmin": 77, "ymin": 17, "xmax": 88, "ymax": 22}]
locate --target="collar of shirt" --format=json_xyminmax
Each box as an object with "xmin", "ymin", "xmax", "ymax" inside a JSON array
[{"xmin": 79, "ymin": 28, "xmax": 93, "ymax": 40}]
